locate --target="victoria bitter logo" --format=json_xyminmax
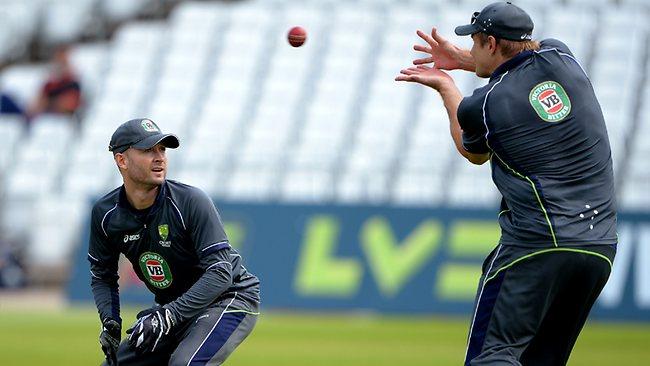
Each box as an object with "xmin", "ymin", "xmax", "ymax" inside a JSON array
[
  {"xmin": 139, "ymin": 252, "xmax": 172, "ymax": 289},
  {"xmin": 529, "ymin": 81, "xmax": 571, "ymax": 122}
]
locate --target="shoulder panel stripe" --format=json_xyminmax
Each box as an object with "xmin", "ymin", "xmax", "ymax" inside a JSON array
[
  {"xmin": 535, "ymin": 48, "xmax": 589, "ymax": 79},
  {"xmin": 167, "ymin": 197, "xmax": 187, "ymax": 230},
  {"xmin": 101, "ymin": 203, "xmax": 118, "ymax": 237},
  {"xmin": 481, "ymin": 70, "xmax": 558, "ymax": 247},
  {"xmin": 482, "ymin": 71, "xmax": 508, "ymax": 144}
]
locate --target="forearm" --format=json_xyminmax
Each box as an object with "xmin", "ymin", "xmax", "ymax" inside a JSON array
[
  {"xmin": 165, "ymin": 264, "xmax": 233, "ymax": 322},
  {"xmin": 438, "ymin": 82, "xmax": 489, "ymax": 164},
  {"xmin": 91, "ymin": 274, "xmax": 121, "ymax": 325},
  {"xmin": 437, "ymin": 82, "xmax": 467, "ymax": 156},
  {"xmin": 457, "ymin": 49, "xmax": 476, "ymax": 72}
]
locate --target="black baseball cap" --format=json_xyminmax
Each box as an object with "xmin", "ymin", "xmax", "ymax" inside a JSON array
[
  {"xmin": 455, "ymin": 2, "xmax": 533, "ymax": 41},
  {"xmin": 108, "ymin": 118, "xmax": 179, "ymax": 154}
]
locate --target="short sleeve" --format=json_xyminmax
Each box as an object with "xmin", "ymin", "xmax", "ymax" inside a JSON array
[
  {"xmin": 186, "ymin": 188, "xmax": 229, "ymax": 257},
  {"xmin": 457, "ymin": 94, "xmax": 490, "ymax": 154}
]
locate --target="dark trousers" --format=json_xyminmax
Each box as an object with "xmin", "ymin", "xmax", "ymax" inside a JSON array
[
  {"xmin": 103, "ymin": 296, "xmax": 259, "ymax": 366},
  {"xmin": 465, "ymin": 244, "xmax": 615, "ymax": 366}
]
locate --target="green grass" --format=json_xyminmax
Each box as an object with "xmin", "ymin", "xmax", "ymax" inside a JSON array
[{"xmin": 0, "ymin": 307, "xmax": 648, "ymax": 365}]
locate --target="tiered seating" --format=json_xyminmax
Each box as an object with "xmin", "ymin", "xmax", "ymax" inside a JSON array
[
  {"xmin": 6, "ymin": 115, "xmax": 76, "ymax": 199},
  {"xmin": 1, "ymin": 0, "xmax": 648, "ymax": 268},
  {"xmin": 0, "ymin": 1, "xmax": 40, "ymax": 62},
  {"xmin": 589, "ymin": 5, "xmax": 646, "ymax": 175},
  {"xmin": 621, "ymin": 57, "xmax": 650, "ymax": 209},
  {"xmin": 0, "ymin": 116, "xmax": 25, "ymax": 174},
  {"xmin": 0, "ymin": 0, "xmax": 161, "ymax": 64}
]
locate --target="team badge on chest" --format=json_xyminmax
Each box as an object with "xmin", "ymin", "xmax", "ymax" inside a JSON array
[
  {"xmin": 529, "ymin": 81, "xmax": 571, "ymax": 122},
  {"xmin": 139, "ymin": 252, "xmax": 173, "ymax": 289},
  {"xmin": 158, "ymin": 224, "xmax": 172, "ymax": 247}
]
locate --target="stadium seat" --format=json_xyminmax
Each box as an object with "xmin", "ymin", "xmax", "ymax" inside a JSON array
[
  {"xmin": 337, "ymin": 170, "xmax": 389, "ymax": 204},
  {"xmin": 40, "ymin": 0, "xmax": 97, "ymax": 45},
  {"xmin": 0, "ymin": 64, "xmax": 48, "ymax": 111},
  {"xmin": 68, "ymin": 43, "xmax": 109, "ymax": 102},
  {"xmin": 226, "ymin": 167, "xmax": 277, "ymax": 201},
  {"xmin": 0, "ymin": 115, "xmax": 26, "ymax": 172},
  {"xmin": 392, "ymin": 171, "xmax": 444, "ymax": 206},
  {"xmin": 27, "ymin": 195, "xmax": 87, "ymax": 266},
  {"xmin": 2, "ymin": 0, "xmax": 650, "ymax": 276},
  {"xmin": 101, "ymin": 0, "xmax": 157, "ymax": 23},
  {"xmin": 281, "ymin": 169, "xmax": 334, "ymax": 202},
  {"xmin": 0, "ymin": 1, "xmax": 40, "ymax": 62},
  {"xmin": 175, "ymin": 167, "xmax": 225, "ymax": 197}
]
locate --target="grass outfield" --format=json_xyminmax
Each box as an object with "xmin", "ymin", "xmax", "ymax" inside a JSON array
[{"xmin": 0, "ymin": 307, "xmax": 648, "ymax": 365}]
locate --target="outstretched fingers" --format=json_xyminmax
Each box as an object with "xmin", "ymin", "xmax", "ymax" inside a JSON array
[
  {"xmin": 395, "ymin": 74, "xmax": 419, "ymax": 82},
  {"xmin": 417, "ymin": 29, "xmax": 439, "ymax": 48},
  {"xmin": 430, "ymin": 27, "xmax": 447, "ymax": 45},
  {"xmin": 413, "ymin": 58, "xmax": 434, "ymax": 65},
  {"xmin": 413, "ymin": 44, "xmax": 434, "ymax": 65},
  {"xmin": 399, "ymin": 67, "xmax": 423, "ymax": 75},
  {"xmin": 414, "ymin": 44, "xmax": 432, "ymax": 54},
  {"xmin": 396, "ymin": 67, "xmax": 422, "ymax": 81}
]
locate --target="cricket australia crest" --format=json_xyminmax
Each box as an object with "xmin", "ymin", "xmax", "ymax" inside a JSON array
[
  {"xmin": 158, "ymin": 224, "xmax": 171, "ymax": 247},
  {"xmin": 529, "ymin": 81, "xmax": 571, "ymax": 122}
]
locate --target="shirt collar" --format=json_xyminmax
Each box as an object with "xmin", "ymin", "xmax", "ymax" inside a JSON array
[
  {"xmin": 118, "ymin": 180, "xmax": 167, "ymax": 218},
  {"xmin": 490, "ymin": 50, "xmax": 534, "ymax": 81}
]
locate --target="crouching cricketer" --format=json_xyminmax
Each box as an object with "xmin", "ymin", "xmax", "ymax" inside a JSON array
[{"xmin": 89, "ymin": 118, "xmax": 260, "ymax": 365}]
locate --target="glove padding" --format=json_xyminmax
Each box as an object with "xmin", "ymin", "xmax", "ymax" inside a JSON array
[
  {"xmin": 126, "ymin": 306, "xmax": 175, "ymax": 353},
  {"xmin": 99, "ymin": 318, "xmax": 121, "ymax": 365}
]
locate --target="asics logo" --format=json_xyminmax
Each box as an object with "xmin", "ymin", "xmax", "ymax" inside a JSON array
[{"xmin": 124, "ymin": 234, "xmax": 141, "ymax": 243}]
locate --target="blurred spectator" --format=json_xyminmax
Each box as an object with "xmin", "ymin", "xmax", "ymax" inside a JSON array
[
  {"xmin": 0, "ymin": 237, "xmax": 26, "ymax": 289},
  {"xmin": 0, "ymin": 93, "xmax": 24, "ymax": 115},
  {"xmin": 28, "ymin": 46, "xmax": 82, "ymax": 118}
]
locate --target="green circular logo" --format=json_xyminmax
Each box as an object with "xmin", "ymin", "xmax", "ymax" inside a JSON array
[
  {"xmin": 529, "ymin": 81, "xmax": 571, "ymax": 122},
  {"xmin": 139, "ymin": 252, "xmax": 172, "ymax": 289}
]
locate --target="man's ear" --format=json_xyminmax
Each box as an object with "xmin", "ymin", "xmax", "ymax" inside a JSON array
[
  {"xmin": 488, "ymin": 35, "xmax": 498, "ymax": 54},
  {"xmin": 114, "ymin": 152, "xmax": 127, "ymax": 170}
]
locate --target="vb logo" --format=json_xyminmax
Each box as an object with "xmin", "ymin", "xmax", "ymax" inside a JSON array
[
  {"xmin": 539, "ymin": 90, "xmax": 563, "ymax": 113},
  {"xmin": 139, "ymin": 252, "xmax": 172, "ymax": 288},
  {"xmin": 529, "ymin": 81, "xmax": 571, "ymax": 122},
  {"xmin": 146, "ymin": 261, "xmax": 165, "ymax": 281}
]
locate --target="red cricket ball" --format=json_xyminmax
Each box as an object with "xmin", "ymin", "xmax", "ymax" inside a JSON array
[{"xmin": 288, "ymin": 26, "xmax": 307, "ymax": 47}]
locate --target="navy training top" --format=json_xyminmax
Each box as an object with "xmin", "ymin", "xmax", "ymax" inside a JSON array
[
  {"xmin": 457, "ymin": 39, "xmax": 617, "ymax": 248},
  {"xmin": 88, "ymin": 180, "xmax": 260, "ymax": 325}
]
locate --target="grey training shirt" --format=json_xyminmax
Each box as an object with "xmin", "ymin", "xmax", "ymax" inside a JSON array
[
  {"xmin": 88, "ymin": 180, "xmax": 260, "ymax": 325},
  {"xmin": 457, "ymin": 39, "xmax": 617, "ymax": 248}
]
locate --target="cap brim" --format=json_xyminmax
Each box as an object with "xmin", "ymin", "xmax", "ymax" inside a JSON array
[
  {"xmin": 132, "ymin": 133, "xmax": 180, "ymax": 150},
  {"xmin": 455, "ymin": 24, "xmax": 480, "ymax": 36}
]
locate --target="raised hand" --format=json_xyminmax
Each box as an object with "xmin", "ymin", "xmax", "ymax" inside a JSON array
[
  {"xmin": 412, "ymin": 27, "xmax": 475, "ymax": 72},
  {"xmin": 395, "ymin": 65, "xmax": 454, "ymax": 91}
]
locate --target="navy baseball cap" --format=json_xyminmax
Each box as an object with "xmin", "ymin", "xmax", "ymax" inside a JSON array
[
  {"xmin": 109, "ymin": 118, "xmax": 179, "ymax": 154},
  {"xmin": 455, "ymin": 2, "xmax": 533, "ymax": 41}
]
